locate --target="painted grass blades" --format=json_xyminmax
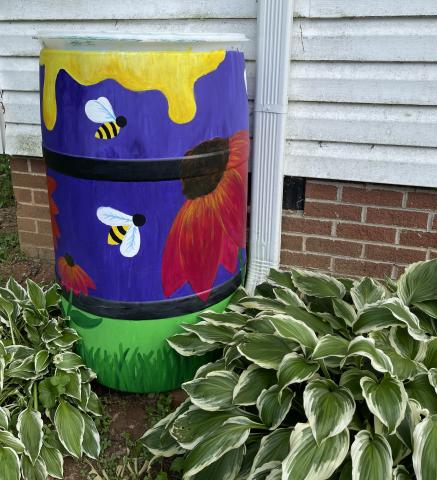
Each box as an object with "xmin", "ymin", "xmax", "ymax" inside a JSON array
[
  {"xmin": 412, "ymin": 415, "xmax": 437, "ymax": 480},
  {"xmin": 282, "ymin": 423, "xmax": 349, "ymax": 480},
  {"xmin": 360, "ymin": 374, "xmax": 408, "ymax": 434},
  {"xmin": 351, "ymin": 430, "xmax": 392, "ymax": 480},
  {"xmin": 17, "ymin": 407, "xmax": 43, "ymax": 464},
  {"xmin": 303, "ymin": 379, "xmax": 355, "ymax": 444}
]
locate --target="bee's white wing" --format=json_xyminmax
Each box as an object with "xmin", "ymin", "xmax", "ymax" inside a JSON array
[
  {"xmin": 120, "ymin": 226, "xmax": 141, "ymax": 258},
  {"xmin": 85, "ymin": 97, "xmax": 116, "ymax": 123},
  {"xmin": 97, "ymin": 207, "xmax": 133, "ymax": 226}
]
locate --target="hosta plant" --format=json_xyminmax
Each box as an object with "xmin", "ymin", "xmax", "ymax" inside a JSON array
[
  {"xmin": 143, "ymin": 260, "xmax": 437, "ymax": 480},
  {"xmin": 0, "ymin": 278, "xmax": 102, "ymax": 479}
]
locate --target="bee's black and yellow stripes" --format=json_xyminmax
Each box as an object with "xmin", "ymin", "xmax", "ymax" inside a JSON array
[
  {"xmin": 108, "ymin": 225, "xmax": 128, "ymax": 245},
  {"xmin": 95, "ymin": 121, "xmax": 121, "ymax": 140}
]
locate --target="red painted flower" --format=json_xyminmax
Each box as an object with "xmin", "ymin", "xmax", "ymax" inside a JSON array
[
  {"xmin": 47, "ymin": 176, "xmax": 60, "ymax": 248},
  {"xmin": 57, "ymin": 254, "xmax": 96, "ymax": 296},
  {"xmin": 162, "ymin": 130, "xmax": 249, "ymax": 301}
]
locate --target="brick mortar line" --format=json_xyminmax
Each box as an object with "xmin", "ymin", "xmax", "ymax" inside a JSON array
[{"xmin": 304, "ymin": 198, "xmax": 437, "ymax": 213}]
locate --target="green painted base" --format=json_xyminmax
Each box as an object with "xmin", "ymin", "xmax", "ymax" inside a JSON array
[{"xmin": 62, "ymin": 297, "xmax": 231, "ymax": 393}]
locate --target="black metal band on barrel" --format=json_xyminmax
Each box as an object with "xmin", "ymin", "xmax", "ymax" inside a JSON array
[
  {"xmin": 43, "ymin": 147, "xmax": 230, "ymax": 182},
  {"xmin": 61, "ymin": 272, "xmax": 242, "ymax": 320}
]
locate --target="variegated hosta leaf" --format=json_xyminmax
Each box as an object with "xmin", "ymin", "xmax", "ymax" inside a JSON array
[
  {"xmin": 183, "ymin": 371, "xmax": 239, "ymax": 411},
  {"xmin": 81, "ymin": 411, "xmax": 100, "ymax": 459},
  {"xmin": 142, "ymin": 400, "xmax": 189, "ymax": 457},
  {"xmin": 393, "ymin": 465, "xmax": 412, "ymax": 480},
  {"xmin": 353, "ymin": 303, "xmax": 402, "ymax": 334},
  {"xmin": 268, "ymin": 315, "xmax": 318, "ymax": 352},
  {"xmin": 0, "ymin": 447, "xmax": 20, "ymax": 480},
  {"xmin": 405, "ymin": 374, "xmax": 437, "ymax": 414},
  {"xmin": 303, "ymin": 379, "xmax": 355, "ymax": 444},
  {"xmin": 284, "ymin": 306, "xmax": 333, "ymax": 335},
  {"xmin": 21, "ymin": 454, "xmax": 47, "ymax": 480},
  {"xmin": 339, "ymin": 369, "xmax": 377, "ymax": 401},
  {"xmin": 186, "ymin": 445, "xmax": 244, "ymax": 480},
  {"xmin": 389, "ymin": 326, "xmax": 427, "ymax": 361},
  {"xmin": 246, "ymin": 318, "xmax": 276, "ymax": 335},
  {"xmin": 360, "ymin": 374, "xmax": 408, "ymax": 434},
  {"xmin": 195, "ymin": 359, "xmax": 226, "ymax": 379},
  {"xmin": 233, "ymin": 365, "xmax": 277, "ymax": 406},
  {"xmin": 53, "ymin": 352, "xmax": 84, "ymax": 371},
  {"xmin": 183, "ymin": 417, "xmax": 258, "ymax": 477},
  {"xmin": 17, "ymin": 407, "xmax": 43, "ymax": 463},
  {"xmin": 181, "ymin": 321, "xmax": 237, "ymax": 345},
  {"xmin": 351, "ymin": 430, "xmax": 392, "ymax": 480},
  {"xmin": 40, "ymin": 444, "xmax": 63, "ymax": 479},
  {"xmin": 346, "ymin": 336, "xmax": 393, "ymax": 373},
  {"xmin": 238, "ymin": 297, "xmax": 288, "ymax": 314},
  {"xmin": 167, "ymin": 333, "xmax": 220, "ymax": 356},
  {"xmin": 267, "ymin": 269, "xmax": 295, "ymax": 290},
  {"xmin": 277, "ymin": 353, "xmax": 319, "ymax": 388},
  {"xmin": 311, "ymin": 334, "xmax": 349, "ymax": 360},
  {"xmin": 424, "ymin": 338, "xmax": 437, "ymax": 369},
  {"xmin": 34, "ymin": 350, "xmax": 50, "ymax": 374},
  {"xmin": 332, "ymin": 298, "xmax": 356, "ymax": 327},
  {"xmin": 54, "ymin": 400, "xmax": 84, "ymax": 458},
  {"xmin": 291, "ymin": 268, "xmax": 346, "ymax": 299},
  {"xmin": 282, "ymin": 423, "xmax": 349, "ymax": 480},
  {"xmin": 273, "ymin": 287, "xmax": 306, "ymax": 309},
  {"xmin": 350, "ymin": 277, "xmax": 386, "ymax": 310},
  {"xmin": 428, "ymin": 368, "xmax": 437, "ymax": 393},
  {"xmin": 256, "ymin": 385, "xmax": 294, "ymax": 429},
  {"xmin": 412, "ymin": 414, "xmax": 437, "ymax": 480},
  {"xmin": 0, "ymin": 430, "xmax": 25, "ymax": 453},
  {"xmin": 249, "ymin": 429, "xmax": 291, "ymax": 478},
  {"xmin": 198, "ymin": 311, "xmax": 249, "ymax": 328},
  {"xmin": 395, "ymin": 401, "xmax": 420, "ymax": 451},
  {"xmin": 0, "ymin": 406, "xmax": 10, "ymax": 430},
  {"xmin": 171, "ymin": 407, "xmax": 244, "ymax": 450},
  {"xmin": 382, "ymin": 298, "xmax": 429, "ymax": 341},
  {"xmin": 398, "ymin": 258, "xmax": 437, "ymax": 305},
  {"xmin": 237, "ymin": 333, "xmax": 297, "ymax": 370}
]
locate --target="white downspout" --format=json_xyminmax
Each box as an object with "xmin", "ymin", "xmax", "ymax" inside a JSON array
[{"xmin": 246, "ymin": 0, "xmax": 293, "ymax": 292}]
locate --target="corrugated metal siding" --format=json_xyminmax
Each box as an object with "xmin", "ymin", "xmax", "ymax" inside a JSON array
[{"xmin": 2, "ymin": 0, "xmax": 437, "ymax": 187}]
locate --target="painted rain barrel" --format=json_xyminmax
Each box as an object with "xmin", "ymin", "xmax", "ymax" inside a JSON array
[{"xmin": 39, "ymin": 34, "xmax": 249, "ymax": 393}]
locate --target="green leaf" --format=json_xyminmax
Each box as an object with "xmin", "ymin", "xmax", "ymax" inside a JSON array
[
  {"xmin": 198, "ymin": 311, "xmax": 249, "ymax": 328},
  {"xmin": 182, "ymin": 321, "xmax": 237, "ymax": 345},
  {"xmin": 171, "ymin": 407, "xmax": 243, "ymax": 450},
  {"xmin": 393, "ymin": 465, "xmax": 412, "ymax": 480},
  {"xmin": 312, "ymin": 334, "xmax": 349, "ymax": 360},
  {"xmin": 277, "ymin": 353, "xmax": 319, "ymax": 388},
  {"xmin": 382, "ymin": 298, "xmax": 429, "ymax": 341},
  {"xmin": 0, "ymin": 430, "xmax": 25, "ymax": 453},
  {"xmin": 233, "ymin": 365, "xmax": 277, "ymax": 406},
  {"xmin": 303, "ymin": 379, "xmax": 355, "ymax": 444},
  {"xmin": 424, "ymin": 338, "xmax": 437, "ymax": 369},
  {"xmin": 0, "ymin": 447, "xmax": 20, "ymax": 480},
  {"xmin": 34, "ymin": 350, "xmax": 50, "ymax": 374},
  {"xmin": 268, "ymin": 314, "xmax": 318, "ymax": 351},
  {"xmin": 44, "ymin": 284, "xmax": 60, "ymax": 307},
  {"xmin": 339, "ymin": 369, "xmax": 377, "ymax": 401},
  {"xmin": 332, "ymin": 298, "xmax": 356, "ymax": 327},
  {"xmin": 183, "ymin": 417, "xmax": 254, "ymax": 477},
  {"xmin": 238, "ymin": 297, "xmax": 288, "ymax": 313},
  {"xmin": 267, "ymin": 269, "xmax": 294, "ymax": 289},
  {"xmin": 353, "ymin": 303, "xmax": 402, "ymax": 334},
  {"xmin": 21, "ymin": 455, "xmax": 47, "ymax": 480},
  {"xmin": 282, "ymin": 423, "xmax": 349, "ymax": 480},
  {"xmin": 405, "ymin": 374, "xmax": 437, "ymax": 414},
  {"xmin": 346, "ymin": 336, "xmax": 393, "ymax": 373},
  {"xmin": 40, "ymin": 444, "xmax": 63, "ymax": 479},
  {"xmin": 389, "ymin": 326, "xmax": 426, "ymax": 361},
  {"xmin": 291, "ymin": 268, "xmax": 346, "ymax": 299},
  {"xmin": 54, "ymin": 400, "xmax": 84, "ymax": 458},
  {"xmin": 6, "ymin": 277, "xmax": 27, "ymax": 300},
  {"xmin": 188, "ymin": 446, "xmax": 244, "ymax": 480},
  {"xmin": 237, "ymin": 333, "xmax": 296, "ymax": 370},
  {"xmin": 81, "ymin": 412, "xmax": 100, "ymax": 459},
  {"xmin": 429, "ymin": 368, "xmax": 437, "ymax": 393},
  {"xmin": 85, "ymin": 390, "xmax": 102, "ymax": 416},
  {"xmin": 17, "ymin": 407, "xmax": 43, "ymax": 463},
  {"xmin": 398, "ymin": 259, "xmax": 437, "ymax": 305},
  {"xmin": 284, "ymin": 306, "xmax": 333, "ymax": 335},
  {"xmin": 38, "ymin": 375, "xmax": 70, "ymax": 409},
  {"xmin": 250, "ymin": 428, "xmax": 291, "ymax": 477},
  {"xmin": 257, "ymin": 385, "xmax": 294, "ymax": 429},
  {"xmin": 350, "ymin": 277, "xmax": 386, "ymax": 310},
  {"xmin": 53, "ymin": 352, "xmax": 85, "ymax": 371},
  {"xmin": 183, "ymin": 371, "xmax": 239, "ymax": 411},
  {"xmin": 274, "ymin": 287, "xmax": 306, "ymax": 309},
  {"xmin": 168, "ymin": 333, "xmax": 220, "ymax": 356},
  {"xmin": 26, "ymin": 279, "xmax": 46, "ymax": 310},
  {"xmin": 412, "ymin": 415, "xmax": 437, "ymax": 480},
  {"xmin": 351, "ymin": 430, "xmax": 392, "ymax": 480},
  {"xmin": 0, "ymin": 407, "xmax": 10, "ymax": 430},
  {"xmin": 360, "ymin": 374, "xmax": 408, "ymax": 434}
]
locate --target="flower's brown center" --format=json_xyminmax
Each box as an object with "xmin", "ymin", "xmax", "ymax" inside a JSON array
[
  {"xmin": 181, "ymin": 137, "xmax": 229, "ymax": 199},
  {"xmin": 64, "ymin": 253, "xmax": 75, "ymax": 267}
]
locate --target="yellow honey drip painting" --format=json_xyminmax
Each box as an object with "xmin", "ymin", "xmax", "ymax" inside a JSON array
[{"xmin": 40, "ymin": 49, "xmax": 226, "ymax": 130}]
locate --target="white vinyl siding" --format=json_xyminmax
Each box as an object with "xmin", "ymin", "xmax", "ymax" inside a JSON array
[{"xmin": 2, "ymin": 0, "xmax": 437, "ymax": 187}]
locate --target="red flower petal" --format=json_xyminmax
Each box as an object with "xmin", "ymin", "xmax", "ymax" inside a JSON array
[
  {"xmin": 220, "ymin": 231, "xmax": 239, "ymax": 273},
  {"xmin": 228, "ymin": 130, "xmax": 250, "ymax": 172}
]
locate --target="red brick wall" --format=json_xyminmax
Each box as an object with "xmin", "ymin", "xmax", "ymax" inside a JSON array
[
  {"xmin": 281, "ymin": 180, "xmax": 437, "ymax": 279},
  {"xmin": 10, "ymin": 156, "xmax": 54, "ymax": 261}
]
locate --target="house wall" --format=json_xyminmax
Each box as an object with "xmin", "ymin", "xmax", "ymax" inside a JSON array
[{"xmin": 2, "ymin": 0, "xmax": 437, "ymax": 276}]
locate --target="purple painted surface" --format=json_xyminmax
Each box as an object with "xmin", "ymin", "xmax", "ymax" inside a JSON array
[
  {"xmin": 43, "ymin": 50, "xmax": 248, "ymax": 303},
  {"xmin": 41, "ymin": 51, "xmax": 248, "ymax": 159}
]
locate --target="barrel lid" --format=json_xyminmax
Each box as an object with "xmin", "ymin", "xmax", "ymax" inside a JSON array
[{"xmin": 36, "ymin": 33, "xmax": 248, "ymax": 51}]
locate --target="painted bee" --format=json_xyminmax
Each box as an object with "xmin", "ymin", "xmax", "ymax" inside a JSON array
[
  {"xmin": 97, "ymin": 207, "xmax": 146, "ymax": 258},
  {"xmin": 85, "ymin": 97, "xmax": 127, "ymax": 140}
]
